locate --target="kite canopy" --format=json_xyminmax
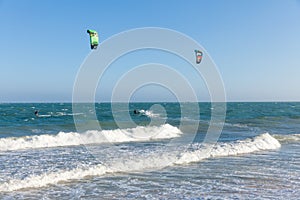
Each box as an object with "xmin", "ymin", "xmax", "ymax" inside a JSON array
[
  {"xmin": 195, "ymin": 50, "xmax": 203, "ymax": 64},
  {"xmin": 87, "ymin": 29, "xmax": 99, "ymax": 49}
]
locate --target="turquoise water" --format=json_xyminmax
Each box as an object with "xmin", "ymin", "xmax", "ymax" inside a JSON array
[{"xmin": 0, "ymin": 102, "xmax": 299, "ymax": 199}]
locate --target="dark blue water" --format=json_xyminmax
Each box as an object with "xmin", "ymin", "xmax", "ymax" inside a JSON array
[{"xmin": 0, "ymin": 102, "xmax": 299, "ymax": 199}]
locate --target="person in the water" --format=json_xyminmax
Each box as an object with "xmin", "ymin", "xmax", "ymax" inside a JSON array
[
  {"xmin": 34, "ymin": 110, "xmax": 39, "ymax": 117},
  {"xmin": 133, "ymin": 109, "xmax": 140, "ymax": 114}
]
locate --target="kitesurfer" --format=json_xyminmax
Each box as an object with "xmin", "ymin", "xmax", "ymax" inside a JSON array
[{"xmin": 133, "ymin": 109, "xmax": 140, "ymax": 114}]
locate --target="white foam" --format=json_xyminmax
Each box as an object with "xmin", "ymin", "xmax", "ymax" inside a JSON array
[
  {"xmin": 175, "ymin": 133, "xmax": 281, "ymax": 164},
  {"xmin": 273, "ymin": 134, "xmax": 300, "ymax": 143},
  {"xmin": 37, "ymin": 112, "xmax": 84, "ymax": 117},
  {"xmin": 139, "ymin": 109, "xmax": 160, "ymax": 118},
  {"xmin": 0, "ymin": 156, "xmax": 162, "ymax": 192},
  {"xmin": 0, "ymin": 164, "xmax": 109, "ymax": 192},
  {"xmin": 0, "ymin": 124, "xmax": 182, "ymax": 151},
  {"xmin": 0, "ymin": 133, "xmax": 282, "ymax": 192},
  {"xmin": 0, "ymin": 150, "xmax": 179, "ymax": 192},
  {"xmin": 224, "ymin": 122, "xmax": 249, "ymax": 128},
  {"xmin": 37, "ymin": 114, "xmax": 51, "ymax": 118},
  {"xmin": 53, "ymin": 112, "xmax": 84, "ymax": 117}
]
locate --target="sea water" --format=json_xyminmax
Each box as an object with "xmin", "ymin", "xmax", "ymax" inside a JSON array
[{"xmin": 0, "ymin": 102, "xmax": 299, "ymax": 199}]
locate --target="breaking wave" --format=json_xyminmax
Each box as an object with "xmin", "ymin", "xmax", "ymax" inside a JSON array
[
  {"xmin": 0, "ymin": 124, "xmax": 182, "ymax": 151},
  {"xmin": 273, "ymin": 133, "xmax": 300, "ymax": 143},
  {"xmin": 175, "ymin": 133, "xmax": 281, "ymax": 164},
  {"xmin": 0, "ymin": 133, "xmax": 281, "ymax": 192}
]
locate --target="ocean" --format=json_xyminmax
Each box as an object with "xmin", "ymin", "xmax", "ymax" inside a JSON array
[{"xmin": 0, "ymin": 102, "xmax": 299, "ymax": 199}]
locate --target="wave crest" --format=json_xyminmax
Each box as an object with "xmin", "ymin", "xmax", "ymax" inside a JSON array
[
  {"xmin": 273, "ymin": 134, "xmax": 300, "ymax": 143},
  {"xmin": 176, "ymin": 133, "xmax": 281, "ymax": 164},
  {"xmin": 0, "ymin": 124, "xmax": 182, "ymax": 152}
]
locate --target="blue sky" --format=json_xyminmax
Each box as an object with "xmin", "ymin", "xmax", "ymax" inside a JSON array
[{"xmin": 0, "ymin": 0, "xmax": 300, "ymax": 102}]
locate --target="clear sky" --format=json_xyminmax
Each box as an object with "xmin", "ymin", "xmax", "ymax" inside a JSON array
[{"xmin": 0, "ymin": 0, "xmax": 300, "ymax": 102}]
